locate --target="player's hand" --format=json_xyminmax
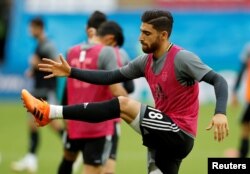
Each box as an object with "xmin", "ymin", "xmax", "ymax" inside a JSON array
[
  {"xmin": 38, "ymin": 54, "xmax": 71, "ymax": 79},
  {"xmin": 206, "ymin": 114, "xmax": 229, "ymax": 142}
]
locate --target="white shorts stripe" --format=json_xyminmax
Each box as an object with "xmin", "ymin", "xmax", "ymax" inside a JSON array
[
  {"xmin": 141, "ymin": 124, "xmax": 180, "ymax": 132},
  {"xmin": 143, "ymin": 118, "xmax": 177, "ymax": 126},
  {"xmin": 142, "ymin": 121, "xmax": 179, "ymax": 130}
]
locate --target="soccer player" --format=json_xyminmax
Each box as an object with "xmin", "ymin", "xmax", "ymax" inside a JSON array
[
  {"xmin": 97, "ymin": 20, "xmax": 135, "ymax": 174},
  {"xmin": 22, "ymin": 10, "xmax": 229, "ymax": 174},
  {"xmin": 12, "ymin": 17, "xmax": 63, "ymax": 173},
  {"xmin": 231, "ymin": 42, "xmax": 250, "ymax": 158},
  {"xmin": 58, "ymin": 12, "xmax": 133, "ymax": 174}
]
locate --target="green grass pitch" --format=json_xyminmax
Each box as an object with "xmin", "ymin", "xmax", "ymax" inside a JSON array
[{"xmin": 0, "ymin": 101, "xmax": 244, "ymax": 174}]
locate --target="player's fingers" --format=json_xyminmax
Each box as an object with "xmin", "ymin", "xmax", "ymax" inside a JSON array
[
  {"xmin": 214, "ymin": 127, "xmax": 218, "ymax": 141},
  {"xmin": 39, "ymin": 67, "xmax": 52, "ymax": 73},
  {"xmin": 206, "ymin": 121, "xmax": 214, "ymax": 130},
  {"xmin": 44, "ymin": 74, "xmax": 54, "ymax": 79},
  {"xmin": 225, "ymin": 123, "xmax": 229, "ymax": 137},
  {"xmin": 218, "ymin": 124, "xmax": 224, "ymax": 142},
  {"xmin": 221, "ymin": 124, "xmax": 226, "ymax": 141},
  {"xmin": 59, "ymin": 54, "xmax": 67, "ymax": 65},
  {"xmin": 42, "ymin": 58, "xmax": 57, "ymax": 65},
  {"xmin": 38, "ymin": 63, "xmax": 53, "ymax": 69}
]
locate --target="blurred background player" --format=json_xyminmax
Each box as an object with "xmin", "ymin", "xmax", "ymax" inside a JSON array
[
  {"xmin": 230, "ymin": 43, "xmax": 250, "ymax": 158},
  {"xmin": 58, "ymin": 11, "xmax": 134, "ymax": 174},
  {"xmin": 0, "ymin": 0, "xmax": 11, "ymax": 64},
  {"xmin": 11, "ymin": 17, "xmax": 64, "ymax": 173}
]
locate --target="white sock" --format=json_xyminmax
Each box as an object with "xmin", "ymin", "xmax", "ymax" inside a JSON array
[
  {"xmin": 130, "ymin": 112, "xmax": 141, "ymax": 134},
  {"xmin": 49, "ymin": 105, "xmax": 63, "ymax": 119},
  {"xmin": 26, "ymin": 153, "xmax": 37, "ymax": 160}
]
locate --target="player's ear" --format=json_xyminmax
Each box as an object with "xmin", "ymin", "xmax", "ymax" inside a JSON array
[
  {"xmin": 107, "ymin": 35, "xmax": 116, "ymax": 46},
  {"xmin": 87, "ymin": 27, "xmax": 97, "ymax": 39},
  {"xmin": 161, "ymin": 31, "xmax": 169, "ymax": 40},
  {"xmin": 107, "ymin": 34, "xmax": 115, "ymax": 41}
]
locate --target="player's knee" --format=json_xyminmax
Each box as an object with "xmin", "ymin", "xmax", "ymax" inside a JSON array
[
  {"xmin": 117, "ymin": 96, "xmax": 130, "ymax": 112},
  {"xmin": 63, "ymin": 150, "xmax": 78, "ymax": 161}
]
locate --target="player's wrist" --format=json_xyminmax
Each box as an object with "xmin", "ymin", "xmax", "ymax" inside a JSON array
[
  {"xmin": 67, "ymin": 67, "xmax": 71, "ymax": 77},
  {"xmin": 214, "ymin": 112, "xmax": 226, "ymax": 116},
  {"xmin": 69, "ymin": 67, "xmax": 75, "ymax": 77}
]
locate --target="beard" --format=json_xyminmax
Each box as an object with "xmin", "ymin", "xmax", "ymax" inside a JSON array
[{"xmin": 141, "ymin": 38, "xmax": 160, "ymax": 54}]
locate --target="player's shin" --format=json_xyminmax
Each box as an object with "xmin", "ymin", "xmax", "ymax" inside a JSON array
[{"xmin": 62, "ymin": 98, "xmax": 120, "ymax": 122}]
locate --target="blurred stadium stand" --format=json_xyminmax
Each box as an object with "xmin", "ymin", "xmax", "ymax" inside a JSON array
[{"xmin": 0, "ymin": 0, "xmax": 250, "ymax": 103}]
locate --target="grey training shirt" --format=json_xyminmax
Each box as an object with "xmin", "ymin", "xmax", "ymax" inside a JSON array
[{"xmin": 120, "ymin": 49, "xmax": 212, "ymax": 86}]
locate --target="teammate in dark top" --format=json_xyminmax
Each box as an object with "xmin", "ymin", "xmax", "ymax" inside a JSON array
[
  {"xmin": 12, "ymin": 17, "xmax": 63, "ymax": 173},
  {"xmin": 230, "ymin": 43, "xmax": 250, "ymax": 158},
  {"xmin": 22, "ymin": 10, "xmax": 229, "ymax": 174}
]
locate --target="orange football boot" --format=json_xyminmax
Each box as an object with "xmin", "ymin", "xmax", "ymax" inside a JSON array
[{"xmin": 21, "ymin": 89, "xmax": 51, "ymax": 126}]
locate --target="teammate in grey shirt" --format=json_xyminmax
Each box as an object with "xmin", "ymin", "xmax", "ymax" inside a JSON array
[
  {"xmin": 12, "ymin": 18, "xmax": 63, "ymax": 173},
  {"xmin": 24, "ymin": 10, "xmax": 229, "ymax": 174}
]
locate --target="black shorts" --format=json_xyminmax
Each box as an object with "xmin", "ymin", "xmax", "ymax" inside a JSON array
[
  {"xmin": 140, "ymin": 105, "xmax": 194, "ymax": 174},
  {"xmin": 109, "ymin": 122, "xmax": 120, "ymax": 160},
  {"xmin": 63, "ymin": 133, "xmax": 112, "ymax": 165},
  {"xmin": 241, "ymin": 103, "xmax": 250, "ymax": 123}
]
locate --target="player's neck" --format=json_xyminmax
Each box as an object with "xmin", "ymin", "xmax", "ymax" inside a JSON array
[
  {"xmin": 88, "ymin": 36, "xmax": 100, "ymax": 44},
  {"xmin": 153, "ymin": 41, "xmax": 172, "ymax": 59},
  {"xmin": 37, "ymin": 33, "xmax": 46, "ymax": 43}
]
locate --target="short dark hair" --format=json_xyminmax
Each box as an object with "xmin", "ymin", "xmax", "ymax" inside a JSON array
[
  {"xmin": 141, "ymin": 10, "xmax": 174, "ymax": 37},
  {"xmin": 97, "ymin": 21, "xmax": 124, "ymax": 47},
  {"xmin": 87, "ymin": 11, "xmax": 107, "ymax": 30},
  {"xmin": 30, "ymin": 17, "xmax": 44, "ymax": 28}
]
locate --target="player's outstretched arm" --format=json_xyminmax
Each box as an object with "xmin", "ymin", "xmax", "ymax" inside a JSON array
[{"xmin": 39, "ymin": 54, "xmax": 131, "ymax": 85}]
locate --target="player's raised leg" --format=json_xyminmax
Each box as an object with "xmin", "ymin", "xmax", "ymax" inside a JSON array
[{"xmin": 21, "ymin": 89, "xmax": 141, "ymax": 130}]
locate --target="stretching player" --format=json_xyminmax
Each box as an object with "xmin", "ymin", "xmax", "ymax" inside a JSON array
[{"xmin": 22, "ymin": 10, "xmax": 229, "ymax": 174}]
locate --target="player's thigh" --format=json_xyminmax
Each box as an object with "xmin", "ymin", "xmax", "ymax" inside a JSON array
[
  {"xmin": 62, "ymin": 133, "xmax": 80, "ymax": 161},
  {"xmin": 81, "ymin": 136, "xmax": 112, "ymax": 166},
  {"xmin": 140, "ymin": 105, "xmax": 194, "ymax": 159},
  {"xmin": 155, "ymin": 151, "xmax": 182, "ymax": 174},
  {"xmin": 148, "ymin": 148, "xmax": 181, "ymax": 174}
]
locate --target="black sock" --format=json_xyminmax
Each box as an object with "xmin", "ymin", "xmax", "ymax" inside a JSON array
[
  {"xmin": 239, "ymin": 138, "xmax": 249, "ymax": 158},
  {"xmin": 63, "ymin": 98, "xmax": 120, "ymax": 123},
  {"xmin": 29, "ymin": 131, "xmax": 39, "ymax": 154},
  {"xmin": 58, "ymin": 158, "xmax": 74, "ymax": 174}
]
